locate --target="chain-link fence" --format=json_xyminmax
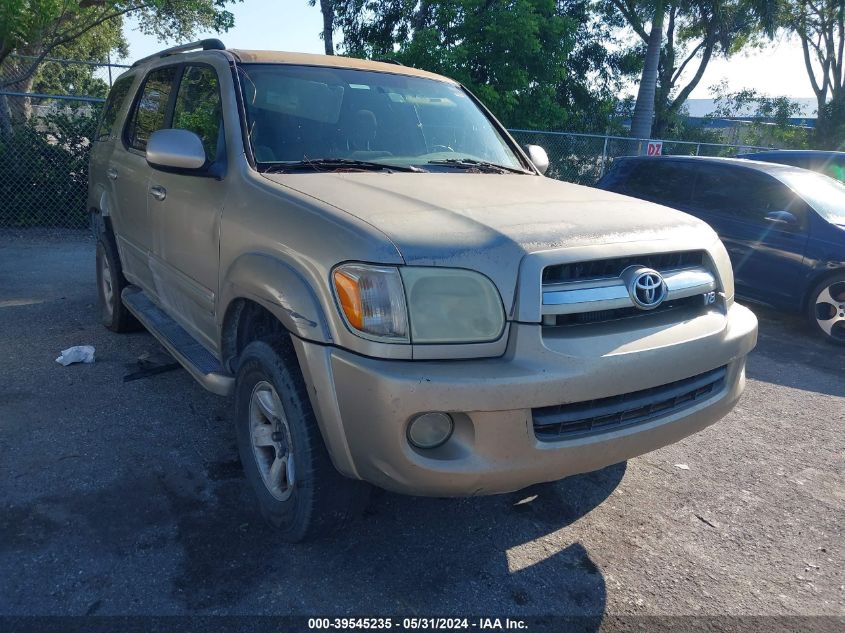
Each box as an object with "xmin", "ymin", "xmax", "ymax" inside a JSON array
[
  {"xmin": 1, "ymin": 55, "xmax": 777, "ymax": 229},
  {"xmin": 508, "ymin": 129, "xmax": 772, "ymax": 185},
  {"xmin": 0, "ymin": 55, "xmax": 126, "ymax": 229},
  {"xmin": 0, "ymin": 94, "xmax": 104, "ymax": 229}
]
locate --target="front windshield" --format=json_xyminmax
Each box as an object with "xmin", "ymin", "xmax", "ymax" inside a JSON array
[
  {"xmin": 781, "ymin": 170, "xmax": 845, "ymax": 226},
  {"xmin": 238, "ymin": 63, "xmax": 525, "ymax": 172}
]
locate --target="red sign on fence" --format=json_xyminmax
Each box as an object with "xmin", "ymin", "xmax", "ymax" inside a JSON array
[{"xmin": 647, "ymin": 140, "xmax": 663, "ymax": 156}]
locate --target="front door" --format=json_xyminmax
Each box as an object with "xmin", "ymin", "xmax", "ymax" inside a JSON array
[
  {"xmin": 689, "ymin": 165, "xmax": 809, "ymax": 308},
  {"xmin": 147, "ymin": 64, "xmax": 227, "ymax": 352}
]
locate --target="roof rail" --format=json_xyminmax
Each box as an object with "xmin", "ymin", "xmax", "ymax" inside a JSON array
[
  {"xmin": 131, "ymin": 38, "xmax": 226, "ymax": 67},
  {"xmin": 376, "ymin": 58, "xmax": 404, "ymax": 66}
]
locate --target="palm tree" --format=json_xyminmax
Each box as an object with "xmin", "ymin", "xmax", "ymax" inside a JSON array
[
  {"xmin": 319, "ymin": 0, "xmax": 335, "ymax": 55},
  {"xmin": 630, "ymin": 0, "xmax": 665, "ymax": 141}
]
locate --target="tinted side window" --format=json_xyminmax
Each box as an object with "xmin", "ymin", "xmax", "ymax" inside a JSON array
[
  {"xmin": 96, "ymin": 75, "xmax": 135, "ymax": 140},
  {"xmin": 623, "ymin": 161, "xmax": 694, "ymax": 207},
  {"xmin": 172, "ymin": 66, "xmax": 223, "ymax": 161},
  {"xmin": 125, "ymin": 66, "xmax": 177, "ymax": 151},
  {"xmin": 692, "ymin": 166, "xmax": 798, "ymax": 222}
]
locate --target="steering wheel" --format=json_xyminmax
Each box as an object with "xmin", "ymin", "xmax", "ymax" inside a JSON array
[{"xmin": 429, "ymin": 144, "xmax": 455, "ymax": 153}]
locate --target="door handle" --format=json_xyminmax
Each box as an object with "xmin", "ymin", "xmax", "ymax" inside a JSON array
[
  {"xmin": 148, "ymin": 185, "xmax": 166, "ymax": 201},
  {"xmin": 106, "ymin": 168, "xmax": 118, "ymax": 180}
]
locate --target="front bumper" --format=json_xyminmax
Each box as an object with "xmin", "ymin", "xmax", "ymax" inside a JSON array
[{"xmin": 294, "ymin": 303, "xmax": 758, "ymax": 496}]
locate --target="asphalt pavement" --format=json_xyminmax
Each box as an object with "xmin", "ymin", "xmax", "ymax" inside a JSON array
[{"xmin": 0, "ymin": 230, "xmax": 842, "ymax": 624}]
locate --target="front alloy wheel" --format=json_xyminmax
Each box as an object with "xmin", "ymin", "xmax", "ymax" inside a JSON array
[
  {"xmin": 234, "ymin": 335, "xmax": 369, "ymax": 542},
  {"xmin": 809, "ymin": 277, "xmax": 845, "ymax": 344},
  {"xmin": 249, "ymin": 381, "xmax": 296, "ymax": 501}
]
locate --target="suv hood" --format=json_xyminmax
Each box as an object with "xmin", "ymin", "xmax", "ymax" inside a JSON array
[{"xmin": 263, "ymin": 172, "xmax": 716, "ymax": 311}]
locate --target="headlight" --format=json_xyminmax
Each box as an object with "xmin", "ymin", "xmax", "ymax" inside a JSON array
[
  {"xmin": 332, "ymin": 264, "xmax": 506, "ymax": 344},
  {"xmin": 402, "ymin": 267, "xmax": 505, "ymax": 343}
]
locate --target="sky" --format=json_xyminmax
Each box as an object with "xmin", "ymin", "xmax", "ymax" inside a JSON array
[{"xmin": 121, "ymin": 0, "xmax": 816, "ymax": 102}]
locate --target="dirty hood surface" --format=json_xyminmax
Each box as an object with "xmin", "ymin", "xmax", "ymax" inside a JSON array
[{"xmin": 263, "ymin": 172, "xmax": 714, "ymax": 312}]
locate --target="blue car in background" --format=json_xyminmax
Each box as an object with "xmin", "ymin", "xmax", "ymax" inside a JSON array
[
  {"xmin": 597, "ymin": 156, "xmax": 845, "ymax": 344},
  {"xmin": 737, "ymin": 150, "xmax": 845, "ymax": 183}
]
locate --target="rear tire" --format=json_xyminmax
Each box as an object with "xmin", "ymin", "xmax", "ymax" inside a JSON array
[
  {"xmin": 807, "ymin": 274, "xmax": 845, "ymax": 345},
  {"xmin": 234, "ymin": 335, "xmax": 370, "ymax": 542},
  {"xmin": 96, "ymin": 235, "xmax": 137, "ymax": 333}
]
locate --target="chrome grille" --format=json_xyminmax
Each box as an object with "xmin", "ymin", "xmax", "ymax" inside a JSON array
[
  {"xmin": 541, "ymin": 251, "xmax": 718, "ymax": 323},
  {"xmin": 543, "ymin": 251, "xmax": 706, "ymax": 284},
  {"xmin": 549, "ymin": 294, "xmax": 703, "ymax": 327},
  {"xmin": 533, "ymin": 366, "xmax": 727, "ymax": 441}
]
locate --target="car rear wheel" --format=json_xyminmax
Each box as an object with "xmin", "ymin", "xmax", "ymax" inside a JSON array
[
  {"xmin": 808, "ymin": 275, "xmax": 845, "ymax": 345},
  {"xmin": 234, "ymin": 335, "xmax": 370, "ymax": 542},
  {"xmin": 96, "ymin": 236, "xmax": 137, "ymax": 332}
]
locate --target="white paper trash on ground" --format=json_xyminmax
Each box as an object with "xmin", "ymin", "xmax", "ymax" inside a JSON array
[{"xmin": 56, "ymin": 345, "xmax": 96, "ymax": 366}]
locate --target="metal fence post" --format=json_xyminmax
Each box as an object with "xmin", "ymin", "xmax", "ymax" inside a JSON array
[{"xmin": 599, "ymin": 135, "xmax": 609, "ymax": 178}]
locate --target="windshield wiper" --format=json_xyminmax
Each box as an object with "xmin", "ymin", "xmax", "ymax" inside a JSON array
[
  {"xmin": 426, "ymin": 158, "xmax": 531, "ymax": 174},
  {"xmin": 259, "ymin": 158, "xmax": 425, "ymax": 173}
]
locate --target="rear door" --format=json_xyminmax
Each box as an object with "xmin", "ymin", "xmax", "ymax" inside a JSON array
[
  {"xmin": 113, "ymin": 65, "xmax": 179, "ymax": 293},
  {"xmin": 147, "ymin": 63, "xmax": 227, "ymax": 352},
  {"xmin": 689, "ymin": 164, "xmax": 810, "ymax": 307},
  {"xmin": 90, "ymin": 73, "xmax": 135, "ymax": 226}
]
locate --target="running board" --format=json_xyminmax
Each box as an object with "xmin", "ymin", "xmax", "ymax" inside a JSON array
[{"xmin": 122, "ymin": 287, "xmax": 234, "ymax": 396}]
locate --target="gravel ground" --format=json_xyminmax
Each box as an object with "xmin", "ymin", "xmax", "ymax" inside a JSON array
[{"xmin": 0, "ymin": 232, "xmax": 842, "ymax": 626}]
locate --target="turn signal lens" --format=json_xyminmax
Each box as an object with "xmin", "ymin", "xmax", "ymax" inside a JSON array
[
  {"xmin": 333, "ymin": 269, "xmax": 364, "ymax": 330},
  {"xmin": 332, "ymin": 264, "xmax": 408, "ymax": 341}
]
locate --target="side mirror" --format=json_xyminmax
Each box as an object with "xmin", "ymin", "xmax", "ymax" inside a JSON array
[
  {"xmin": 146, "ymin": 129, "xmax": 207, "ymax": 171},
  {"xmin": 764, "ymin": 210, "xmax": 799, "ymax": 229},
  {"xmin": 524, "ymin": 144, "xmax": 549, "ymax": 175}
]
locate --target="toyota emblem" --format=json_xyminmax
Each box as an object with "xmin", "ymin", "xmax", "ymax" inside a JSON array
[{"xmin": 627, "ymin": 268, "xmax": 668, "ymax": 310}]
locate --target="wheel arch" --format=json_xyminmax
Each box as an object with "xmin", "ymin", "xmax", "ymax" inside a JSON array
[
  {"xmin": 222, "ymin": 298, "xmax": 360, "ymax": 479},
  {"xmin": 218, "ymin": 253, "xmax": 334, "ymax": 370},
  {"xmin": 802, "ymin": 265, "xmax": 845, "ymax": 312},
  {"xmin": 221, "ymin": 298, "xmax": 287, "ymax": 372},
  {"xmin": 90, "ymin": 203, "xmax": 112, "ymax": 235}
]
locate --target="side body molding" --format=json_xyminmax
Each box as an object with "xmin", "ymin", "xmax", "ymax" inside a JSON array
[{"xmin": 220, "ymin": 253, "xmax": 333, "ymax": 344}]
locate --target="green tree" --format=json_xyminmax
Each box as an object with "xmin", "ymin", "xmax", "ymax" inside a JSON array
[
  {"xmin": 324, "ymin": 0, "xmax": 625, "ymax": 131},
  {"xmin": 0, "ymin": 0, "xmax": 238, "ymax": 136},
  {"xmin": 0, "ymin": 18, "xmax": 126, "ymax": 125},
  {"xmin": 785, "ymin": 0, "xmax": 845, "ymax": 148},
  {"xmin": 308, "ymin": 0, "xmax": 336, "ymax": 55},
  {"xmin": 626, "ymin": 0, "xmax": 665, "ymax": 139},
  {"xmin": 0, "ymin": 0, "xmax": 238, "ymax": 90},
  {"xmin": 709, "ymin": 80, "xmax": 811, "ymax": 148},
  {"xmin": 30, "ymin": 19, "xmax": 128, "ymax": 98},
  {"xmin": 609, "ymin": 0, "xmax": 777, "ymax": 140}
]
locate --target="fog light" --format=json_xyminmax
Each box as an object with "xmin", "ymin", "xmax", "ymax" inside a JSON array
[{"xmin": 407, "ymin": 412, "xmax": 454, "ymax": 449}]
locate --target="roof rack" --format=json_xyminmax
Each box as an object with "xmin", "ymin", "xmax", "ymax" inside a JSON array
[{"xmin": 131, "ymin": 39, "xmax": 226, "ymax": 67}]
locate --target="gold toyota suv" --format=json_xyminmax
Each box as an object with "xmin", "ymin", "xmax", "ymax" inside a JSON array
[{"xmin": 88, "ymin": 40, "xmax": 758, "ymax": 541}]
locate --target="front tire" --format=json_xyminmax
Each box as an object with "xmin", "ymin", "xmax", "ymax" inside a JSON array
[
  {"xmin": 807, "ymin": 274, "xmax": 845, "ymax": 345},
  {"xmin": 234, "ymin": 335, "xmax": 369, "ymax": 542}
]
